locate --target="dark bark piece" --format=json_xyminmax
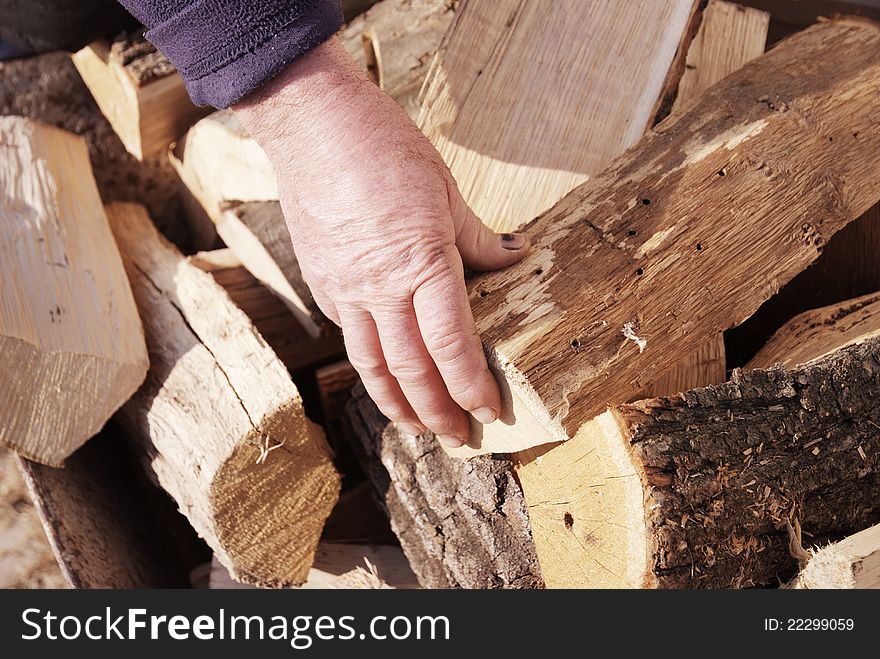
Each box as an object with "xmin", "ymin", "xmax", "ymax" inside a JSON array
[
  {"xmin": 346, "ymin": 383, "xmax": 543, "ymax": 589},
  {"xmin": 18, "ymin": 422, "xmax": 209, "ymax": 588},
  {"xmin": 110, "ymin": 31, "xmax": 176, "ymax": 86},
  {"xmin": 625, "ymin": 337, "xmax": 880, "ymax": 587}
]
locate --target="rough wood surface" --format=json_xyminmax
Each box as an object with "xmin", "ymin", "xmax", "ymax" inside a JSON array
[
  {"xmin": 0, "ymin": 117, "xmax": 148, "ymax": 466},
  {"xmin": 452, "ymin": 18, "xmax": 880, "ymax": 458},
  {"xmin": 188, "ymin": 249, "xmax": 344, "ymax": 372},
  {"xmin": 738, "ymin": 0, "xmax": 880, "ymax": 27},
  {"xmin": 343, "ymin": 0, "xmax": 456, "ymax": 119},
  {"xmin": 0, "ymin": 51, "xmax": 190, "ymax": 249},
  {"xmin": 108, "ymin": 202, "xmax": 340, "ymax": 588},
  {"xmin": 209, "ymin": 542, "xmax": 418, "ymax": 589},
  {"xmin": 675, "ymin": 1, "xmax": 770, "ymax": 111},
  {"xmin": 72, "ymin": 36, "xmax": 208, "ymax": 160},
  {"xmin": 726, "ymin": 204, "xmax": 880, "ymax": 367},
  {"xmin": 524, "ymin": 334, "xmax": 880, "ymax": 588},
  {"xmin": 0, "ymin": 449, "xmax": 65, "ymax": 588},
  {"xmin": 749, "ymin": 292, "xmax": 880, "ymax": 370},
  {"xmin": 790, "ymin": 524, "xmax": 880, "ymax": 589},
  {"xmin": 418, "ymin": 0, "xmax": 702, "ymax": 232},
  {"xmin": 315, "ymin": 361, "xmax": 364, "ymax": 482},
  {"xmin": 16, "ymin": 423, "xmax": 209, "ymax": 589},
  {"xmin": 169, "ymin": 109, "xmax": 277, "ymax": 248},
  {"xmin": 642, "ymin": 0, "xmax": 769, "ymax": 398},
  {"xmin": 347, "ymin": 383, "xmax": 543, "ymax": 588},
  {"xmin": 216, "ymin": 201, "xmax": 332, "ymax": 338}
]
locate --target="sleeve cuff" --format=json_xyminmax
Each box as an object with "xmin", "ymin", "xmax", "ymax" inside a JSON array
[{"xmin": 146, "ymin": 0, "xmax": 344, "ymax": 108}]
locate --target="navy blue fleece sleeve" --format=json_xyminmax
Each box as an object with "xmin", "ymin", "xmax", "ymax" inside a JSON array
[{"xmin": 117, "ymin": 0, "xmax": 343, "ymax": 107}]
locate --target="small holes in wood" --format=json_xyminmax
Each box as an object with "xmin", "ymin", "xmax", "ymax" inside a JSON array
[
  {"xmin": 635, "ymin": 267, "xmax": 644, "ymax": 276},
  {"xmin": 641, "ymin": 198, "xmax": 651, "ymax": 206},
  {"xmin": 564, "ymin": 512, "xmax": 574, "ymax": 529},
  {"xmin": 627, "ymin": 229, "xmax": 637, "ymax": 237}
]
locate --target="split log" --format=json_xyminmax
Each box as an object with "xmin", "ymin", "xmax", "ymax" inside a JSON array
[
  {"xmin": 108, "ymin": 202, "xmax": 340, "ymax": 588},
  {"xmin": 315, "ymin": 361, "xmax": 363, "ymax": 481},
  {"xmin": 0, "ymin": 117, "xmax": 148, "ymax": 466},
  {"xmin": 418, "ymin": 0, "xmax": 704, "ymax": 232},
  {"xmin": 521, "ymin": 334, "xmax": 880, "ymax": 588},
  {"xmin": 17, "ymin": 423, "xmax": 209, "ymax": 588},
  {"xmin": 674, "ymin": 1, "xmax": 770, "ymax": 113},
  {"xmin": 188, "ymin": 249, "xmax": 344, "ymax": 371},
  {"xmin": 455, "ymin": 18, "xmax": 880, "ymax": 457},
  {"xmin": 209, "ymin": 543, "xmax": 419, "ymax": 589},
  {"xmin": 215, "ymin": 201, "xmax": 331, "ymax": 337},
  {"xmin": 738, "ymin": 0, "xmax": 880, "ymax": 28},
  {"xmin": 343, "ymin": 0, "xmax": 456, "ymax": 119},
  {"xmin": 726, "ymin": 203, "xmax": 880, "ymax": 367},
  {"xmin": 643, "ymin": 0, "xmax": 769, "ymax": 398},
  {"xmin": 790, "ymin": 524, "xmax": 880, "ymax": 589},
  {"xmin": 169, "ymin": 109, "xmax": 276, "ymax": 249},
  {"xmin": 749, "ymin": 292, "xmax": 880, "ymax": 370},
  {"xmin": 72, "ymin": 34, "xmax": 208, "ymax": 160},
  {"xmin": 347, "ymin": 383, "xmax": 543, "ymax": 588}
]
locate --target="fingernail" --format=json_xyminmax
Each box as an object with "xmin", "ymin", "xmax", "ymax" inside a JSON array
[
  {"xmin": 470, "ymin": 406, "xmax": 497, "ymax": 425},
  {"xmin": 437, "ymin": 434, "xmax": 466, "ymax": 448},
  {"xmin": 397, "ymin": 422, "xmax": 424, "ymax": 436},
  {"xmin": 500, "ymin": 233, "xmax": 528, "ymax": 250}
]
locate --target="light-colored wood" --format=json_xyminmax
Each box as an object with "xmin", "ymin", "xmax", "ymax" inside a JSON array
[
  {"xmin": 346, "ymin": 0, "xmax": 456, "ymax": 120},
  {"xmin": 790, "ymin": 524, "xmax": 880, "ymax": 589},
  {"xmin": 0, "ymin": 450, "xmax": 65, "ymax": 588},
  {"xmin": 108, "ymin": 202, "xmax": 340, "ymax": 588},
  {"xmin": 748, "ymin": 291, "xmax": 880, "ymax": 369},
  {"xmin": 209, "ymin": 543, "xmax": 419, "ymax": 589},
  {"xmin": 418, "ymin": 0, "xmax": 701, "ymax": 232},
  {"xmin": 215, "ymin": 202, "xmax": 327, "ymax": 338},
  {"xmin": 448, "ymin": 18, "xmax": 880, "ymax": 458},
  {"xmin": 520, "ymin": 334, "xmax": 880, "ymax": 588},
  {"xmin": 169, "ymin": 109, "xmax": 277, "ymax": 248},
  {"xmin": 188, "ymin": 249, "xmax": 344, "ymax": 372},
  {"xmin": 15, "ymin": 427, "xmax": 208, "ymax": 589},
  {"xmin": 0, "ymin": 117, "xmax": 148, "ymax": 466},
  {"xmin": 72, "ymin": 38, "xmax": 208, "ymax": 160},
  {"xmin": 675, "ymin": 1, "xmax": 770, "ymax": 111},
  {"xmin": 643, "ymin": 0, "xmax": 769, "ymax": 397}
]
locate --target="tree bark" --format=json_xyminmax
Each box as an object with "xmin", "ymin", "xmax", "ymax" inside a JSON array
[{"xmin": 346, "ymin": 383, "xmax": 543, "ymax": 588}]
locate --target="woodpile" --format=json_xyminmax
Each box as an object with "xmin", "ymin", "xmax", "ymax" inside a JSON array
[{"xmin": 2, "ymin": 0, "xmax": 880, "ymax": 591}]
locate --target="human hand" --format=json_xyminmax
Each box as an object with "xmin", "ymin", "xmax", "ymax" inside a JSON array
[{"xmin": 235, "ymin": 38, "xmax": 530, "ymax": 448}]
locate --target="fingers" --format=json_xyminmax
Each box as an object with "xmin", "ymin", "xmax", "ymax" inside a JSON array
[
  {"xmin": 338, "ymin": 306, "xmax": 423, "ymax": 436},
  {"xmin": 448, "ymin": 177, "xmax": 531, "ymax": 272},
  {"xmin": 310, "ymin": 289, "xmax": 340, "ymax": 326},
  {"xmin": 372, "ymin": 303, "xmax": 471, "ymax": 448},
  {"xmin": 412, "ymin": 257, "xmax": 501, "ymax": 430}
]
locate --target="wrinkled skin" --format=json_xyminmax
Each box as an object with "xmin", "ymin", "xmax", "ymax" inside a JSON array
[{"xmin": 235, "ymin": 37, "xmax": 529, "ymax": 448}]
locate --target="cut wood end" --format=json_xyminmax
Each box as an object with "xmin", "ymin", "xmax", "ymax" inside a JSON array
[
  {"xmin": 212, "ymin": 417, "xmax": 341, "ymax": 588},
  {"xmin": 517, "ymin": 410, "xmax": 649, "ymax": 588},
  {"xmin": 441, "ymin": 346, "xmax": 567, "ymax": 458}
]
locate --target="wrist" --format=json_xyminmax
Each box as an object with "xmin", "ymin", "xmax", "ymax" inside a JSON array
[{"xmin": 233, "ymin": 37, "xmax": 373, "ymax": 164}]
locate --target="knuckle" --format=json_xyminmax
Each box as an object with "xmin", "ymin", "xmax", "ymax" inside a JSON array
[
  {"xmin": 424, "ymin": 327, "xmax": 478, "ymax": 366},
  {"xmin": 418, "ymin": 411, "xmax": 460, "ymax": 435},
  {"xmin": 348, "ymin": 356, "xmax": 389, "ymax": 381}
]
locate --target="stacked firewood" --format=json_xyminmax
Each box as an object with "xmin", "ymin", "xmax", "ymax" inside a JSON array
[{"xmin": 2, "ymin": 0, "xmax": 880, "ymax": 590}]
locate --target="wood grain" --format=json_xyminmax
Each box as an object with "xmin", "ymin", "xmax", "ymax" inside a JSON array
[
  {"xmin": 0, "ymin": 117, "xmax": 148, "ymax": 466},
  {"xmin": 790, "ymin": 524, "xmax": 880, "ymax": 589},
  {"xmin": 72, "ymin": 36, "xmax": 208, "ymax": 160},
  {"xmin": 524, "ymin": 334, "xmax": 880, "ymax": 588},
  {"xmin": 109, "ymin": 202, "xmax": 340, "ymax": 588},
  {"xmin": 748, "ymin": 291, "xmax": 880, "ymax": 369},
  {"xmin": 418, "ymin": 0, "xmax": 701, "ymax": 232},
  {"xmin": 644, "ymin": 0, "xmax": 769, "ymax": 398},
  {"xmin": 453, "ymin": 18, "xmax": 880, "ymax": 457},
  {"xmin": 189, "ymin": 249, "xmax": 344, "ymax": 372}
]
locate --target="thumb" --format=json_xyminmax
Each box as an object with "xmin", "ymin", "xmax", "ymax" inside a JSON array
[{"xmin": 448, "ymin": 180, "xmax": 530, "ymax": 272}]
